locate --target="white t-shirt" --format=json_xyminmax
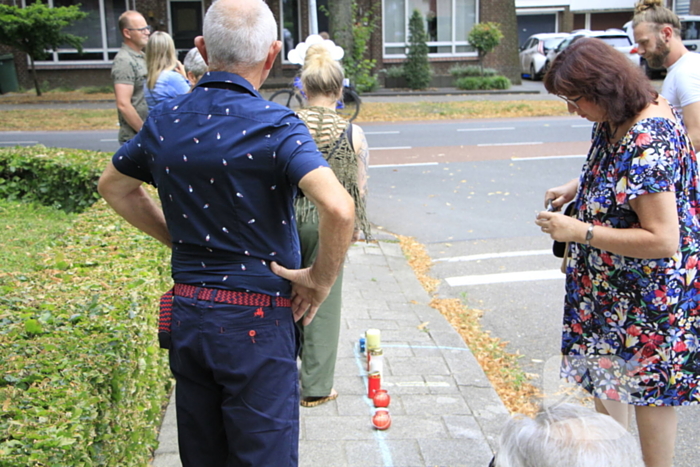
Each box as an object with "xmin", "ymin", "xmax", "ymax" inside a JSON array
[{"xmin": 662, "ymin": 52, "xmax": 700, "ymax": 116}]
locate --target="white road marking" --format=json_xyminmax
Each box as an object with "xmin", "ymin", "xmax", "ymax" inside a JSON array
[
  {"xmin": 446, "ymin": 269, "xmax": 563, "ymax": 287},
  {"xmin": 364, "ymin": 131, "xmax": 400, "ymax": 135},
  {"xmin": 369, "ymin": 146, "xmax": 412, "ymax": 150},
  {"xmin": 434, "ymin": 249, "xmax": 552, "ymax": 263},
  {"xmin": 370, "ymin": 162, "xmax": 439, "ymax": 168},
  {"xmin": 477, "ymin": 141, "xmax": 542, "ymax": 147},
  {"xmin": 512, "ymin": 154, "xmax": 586, "ymax": 161},
  {"xmin": 457, "ymin": 127, "xmax": 515, "ymax": 132}
]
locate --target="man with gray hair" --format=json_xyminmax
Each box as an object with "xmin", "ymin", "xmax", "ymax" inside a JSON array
[
  {"xmin": 182, "ymin": 47, "xmax": 207, "ymax": 88},
  {"xmin": 97, "ymin": 0, "xmax": 355, "ymax": 465},
  {"xmin": 490, "ymin": 403, "xmax": 644, "ymax": 467}
]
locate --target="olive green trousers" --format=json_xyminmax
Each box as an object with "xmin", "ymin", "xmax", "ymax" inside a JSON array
[{"xmin": 296, "ymin": 215, "xmax": 343, "ymax": 399}]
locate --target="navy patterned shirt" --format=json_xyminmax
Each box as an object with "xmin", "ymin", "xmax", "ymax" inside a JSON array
[{"xmin": 112, "ymin": 71, "xmax": 328, "ymax": 297}]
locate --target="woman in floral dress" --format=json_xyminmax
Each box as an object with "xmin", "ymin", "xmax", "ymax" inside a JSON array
[{"xmin": 536, "ymin": 38, "xmax": 700, "ymax": 467}]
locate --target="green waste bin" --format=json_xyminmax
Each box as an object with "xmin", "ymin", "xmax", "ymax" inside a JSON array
[{"xmin": 0, "ymin": 54, "xmax": 19, "ymax": 94}]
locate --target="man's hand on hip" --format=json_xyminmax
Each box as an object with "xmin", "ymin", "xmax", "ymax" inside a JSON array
[{"xmin": 270, "ymin": 262, "xmax": 332, "ymax": 325}]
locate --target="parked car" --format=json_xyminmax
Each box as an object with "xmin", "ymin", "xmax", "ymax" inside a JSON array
[
  {"xmin": 544, "ymin": 30, "xmax": 640, "ymax": 77},
  {"xmin": 519, "ymin": 33, "xmax": 570, "ymax": 80}
]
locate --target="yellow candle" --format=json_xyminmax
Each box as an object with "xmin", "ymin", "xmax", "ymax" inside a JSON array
[{"xmin": 366, "ymin": 328, "xmax": 381, "ymax": 350}]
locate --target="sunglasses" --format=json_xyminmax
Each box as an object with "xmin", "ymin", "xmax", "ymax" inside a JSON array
[{"xmin": 557, "ymin": 95, "xmax": 583, "ymax": 109}]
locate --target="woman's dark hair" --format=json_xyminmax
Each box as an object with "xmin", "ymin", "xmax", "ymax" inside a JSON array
[{"xmin": 544, "ymin": 38, "xmax": 658, "ymax": 127}]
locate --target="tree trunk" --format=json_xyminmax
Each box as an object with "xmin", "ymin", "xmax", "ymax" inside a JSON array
[
  {"xmin": 29, "ymin": 55, "xmax": 41, "ymax": 97},
  {"xmin": 328, "ymin": 0, "xmax": 353, "ymax": 58}
]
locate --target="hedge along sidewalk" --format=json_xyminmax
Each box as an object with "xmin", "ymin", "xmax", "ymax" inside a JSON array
[{"xmin": 0, "ymin": 145, "xmax": 173, "ymax": 466}]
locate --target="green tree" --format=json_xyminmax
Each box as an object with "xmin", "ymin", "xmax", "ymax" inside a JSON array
[
  {"xmin": 0, "ymin": 2, "xmax": 87, "ymax": 96},
  {"xmin": 404, "ymin": 9, "xmax": 431, "ymax": 90},
  {"xmin": 343, "ymin": 3, "xmax": 379, "ymax": 93},
  {"xmin": 328, "ymin": 0, "xmax": 353, "ymax": 60},
  {"xmin": 468, "ymin": 22, "xmax": 505, "ymax": 77}
]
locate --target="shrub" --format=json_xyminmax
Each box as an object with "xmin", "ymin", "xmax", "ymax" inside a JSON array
[
  {"xmin": 0, "ymin": 146, "xmax": 172, "ymax": 466},
  {"xmin": 456, "ymin": 76, "xmax": 511, "ymax": 90},
  {"xmin": 468, "ymin": 22, "xmax": 505, "ymax": 76},
  {"xmin": 383, "ymin": 66, "xmax": 405, "ymax": 79},
  {"xmin": 0, "ymin": 145, "xmax": 108, "ymax": 213},
  {"xmin": 449, "ymin": 65, "xmax": 498, "ymax": 78},
  {"xmin": 81, "ymin": 85, "xmax": 114, "ymax": 94},
  {"xmin": 404, "ymin": 9, "xmax": 431, "ymax": 89},
  {"xmin": 343, "ymin": 4, "xmax": 379, "ymax": 93}
]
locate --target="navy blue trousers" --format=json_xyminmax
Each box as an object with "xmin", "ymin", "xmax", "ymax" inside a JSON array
[{"xmin": 169, "ymin": 292, "xmax": 300, "ymax": 467}]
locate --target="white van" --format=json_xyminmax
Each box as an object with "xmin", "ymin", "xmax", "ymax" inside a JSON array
[{"xmin": 679, "ymin": 15, "xmax": 700, "ymax": 52}]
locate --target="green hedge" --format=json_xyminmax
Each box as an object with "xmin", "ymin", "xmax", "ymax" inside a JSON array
[
  {"xmin": 1, "ymin": 147, "xmax": 172, "ymax": 466},
  {"xmin": 455, "ymin": 75, "xmax": 511, "ymax": 91},
  {"xmin": 0, "ymin": 146, "xmax": 109, "ymax": 213},
  {"xmin": 449, "ymin": 65, "xmax": 499, "ymax": 77}
]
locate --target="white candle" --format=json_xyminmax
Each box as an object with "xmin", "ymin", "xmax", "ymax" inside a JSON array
[{"xmin": 366, "ymin": 328, "xmax": 381, "ymax": 350}]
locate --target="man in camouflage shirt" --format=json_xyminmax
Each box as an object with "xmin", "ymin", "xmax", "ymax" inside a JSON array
[{"xmin": 111, "ymin": 10, "xmax": 150, "ymax": 144}]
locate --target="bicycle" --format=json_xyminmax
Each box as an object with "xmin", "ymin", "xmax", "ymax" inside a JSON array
[{"xmin": 268, "ymin": 77, "xmax": 361, "ymax": 122}]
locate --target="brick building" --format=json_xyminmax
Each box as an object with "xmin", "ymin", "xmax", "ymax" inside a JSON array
[{"xmin": 0, "ymin": 0, "xmax": 524, "ymax": 91}]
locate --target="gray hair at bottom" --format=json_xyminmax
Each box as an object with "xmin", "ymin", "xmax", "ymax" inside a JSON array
[
  {"xmin": 183, "ymin": 47, "xmax": 207, "ymax": 78},
  {"xmin": 493, "ymin": 403, "xmax": 644, "ymax": 467},
  {"xmin": 203, "ymin": 0, "xmax": 277, "ymax": 71}
]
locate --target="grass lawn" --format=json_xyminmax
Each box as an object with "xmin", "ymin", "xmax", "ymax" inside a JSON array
[
  {"xmin": 0, "ymin": 200, "xmax": 76, "ymax": 275},
  {"xmin": 0, "ymin": 88, "xmax": 570, "ymax": 130}
]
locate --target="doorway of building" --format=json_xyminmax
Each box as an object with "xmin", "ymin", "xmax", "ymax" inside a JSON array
[{"xmin": 170, "ymin": 0, "xmax": 203, "ymax": 61}]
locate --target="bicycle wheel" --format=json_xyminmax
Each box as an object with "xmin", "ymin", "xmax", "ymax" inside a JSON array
[
  {"xmin": 269, "ymin": 89, "xmax": 304, "ymax": 112},
  {"xmin": 337, "ymin": 88, "xmax": 361, "ymax": 122}
]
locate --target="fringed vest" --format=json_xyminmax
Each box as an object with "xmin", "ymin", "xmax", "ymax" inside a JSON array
[{"xmin": 295, "ymin": 106, "xmax": 372, "ymax": 240}]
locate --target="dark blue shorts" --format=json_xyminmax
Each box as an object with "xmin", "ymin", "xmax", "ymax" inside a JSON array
[{"xmin": 169, "ymin": 291, "xmax": 299, "ymax": 467}]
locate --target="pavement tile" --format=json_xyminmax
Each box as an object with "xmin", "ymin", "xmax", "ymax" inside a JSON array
[
  {"xmin": 389, "ymin": 356, "xmax": 452, "ymax": 376},
  {"xmin": 299, "ymin": 440, "xmax": 346, "ymax": 467},
  {"xmin": 418, "ymin": 438, "xmax": 494, "ymax": 466},
  {"xmin": 304, "ymin": 415, "xmax": 377, "ymax": 440},
  {"xmin": 345, "ymin": 439, "xmax": 424, "ymax": 467},
  {"xmin": 399, "ymin": 393, "xmax": 472, "ymax": 416}
]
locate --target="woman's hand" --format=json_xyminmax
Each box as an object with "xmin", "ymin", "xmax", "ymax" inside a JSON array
[
  {"xmin": 535, "ymin": 211, "xmax": 588, "ymax": 243},
  {"xmin": 174, "ymin": 60, "xmax": 186, "ymax": 77},
  {"xmin": 544, "ymin": 178, "xmax": 578, "ymax": 211}
]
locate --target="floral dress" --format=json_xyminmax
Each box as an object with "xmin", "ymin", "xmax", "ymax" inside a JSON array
[{"xmin": 562, "ymin": 113, "xmax": 700, "ymax": 406}]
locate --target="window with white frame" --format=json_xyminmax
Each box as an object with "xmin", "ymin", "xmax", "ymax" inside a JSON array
[
  {"xmin": 280, "ymin": 0, "xmax": 302, "ymax": 63},
  {"xmin": 26, "ymin": 0, "xmax": 129, "ymax": 64},
  {"xmin": 383, "ymin": 0, "xmax": 478, "ymax": 57}
]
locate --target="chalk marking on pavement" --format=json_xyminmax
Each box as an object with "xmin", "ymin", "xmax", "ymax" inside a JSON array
[
  {"xmin": 511, "ymin": 154, "xmax": 586, "ymax": 161},
  {"xmin": 477, "ymin": 141, "xmax": 542, "ymax": 147},
  {"xmin": 353, "ymin": 343, "xmax": 394, "ymax": 466},
  {"xmin": 0, "ymin": 141, "xmax": 38, "ymax": 145},
  {"xmin": 446, "ymin": 269, "xmax": 563, "ymax": 287},
  {"xmin": 370, "ymin": 162, "xmax": 439, "ymax": 169},
  {"xmin": 457, "ymin": 127, "xmax": 515, "ymax": 132},
  {"xmin": 100, "ymin": 138, "xmax": 119, "ymax": 142},
  {"xmin": 369, "ymin": 146, "xmax": 412, "ymax": 150},
  {"xmin": 434, "ymin": 249, "xmax": 551, "ymax": 263},
  {"xmin": 364, "ymin": 131, "xmax": 400, "ymax": 135}
]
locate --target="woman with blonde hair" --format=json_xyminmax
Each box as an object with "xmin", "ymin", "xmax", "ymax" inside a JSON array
[
  {"xmin": 295, "ymin": 43, "xmax": 371, "ymax": 407},
  {"xmin": 143, "ymin": 31, "xmax": 190, "ymax": 110}
]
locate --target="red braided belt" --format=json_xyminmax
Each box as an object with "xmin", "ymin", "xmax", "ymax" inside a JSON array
[{"xmin": 173, "ymin": 283, "xmax": 292, "ymax": 308}]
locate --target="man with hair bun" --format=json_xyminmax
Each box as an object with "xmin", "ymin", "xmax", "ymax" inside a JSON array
[
  {"xmin": 633, "ymin": 0, "xmax": 700, "ymax": 148},
  {"xmin": 98, "ymin": 0, "xmax": 355, "ymax": 465}
]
